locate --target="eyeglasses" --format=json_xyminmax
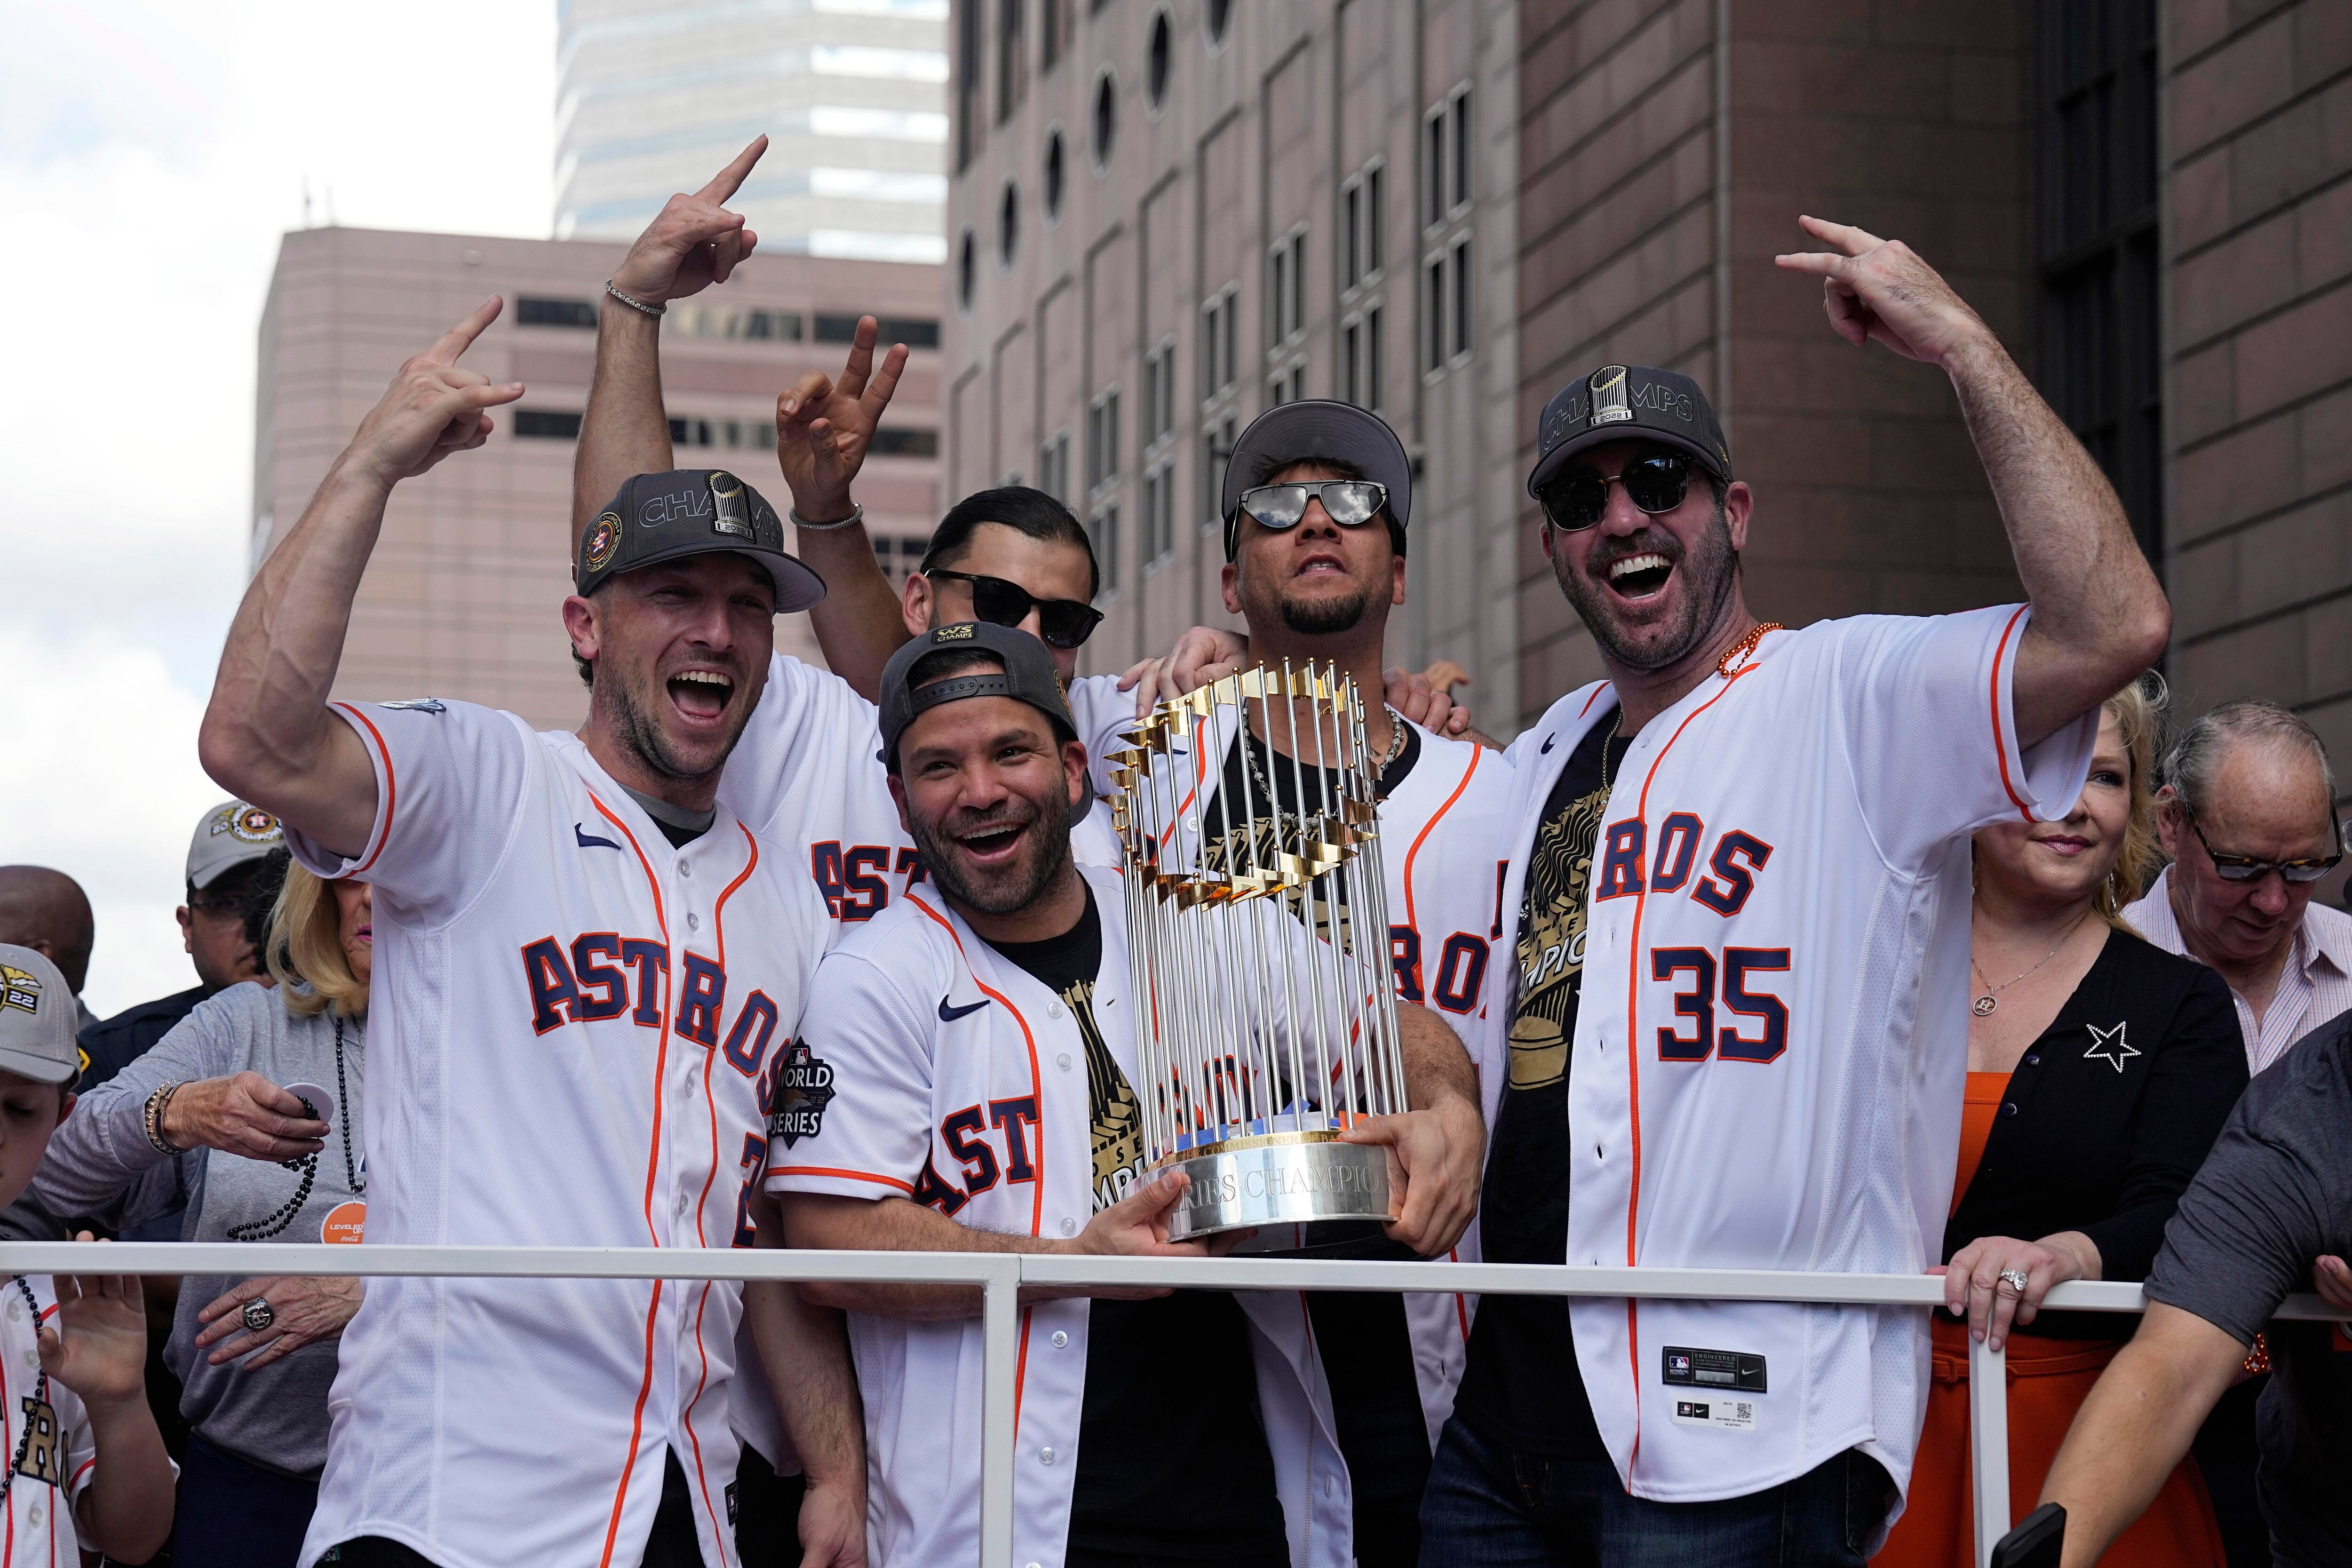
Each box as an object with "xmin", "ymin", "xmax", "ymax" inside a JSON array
[
  {"xmin": 925, "ymin": 569, "xmax": 1104, "ymax": 650},
  {"xmin": 1534, "ymin": 453, "xmax": 1692, "ymax": 531},
  {"xmin": 187, "ymin": 896, "xmax": 241, "ymax": 916},
  {"xmin": 2186, "ymin": 810, "xmax": 2345, "ymax": 884},
  {"xmin": 1236, "ymin": 480, "xmax": 1389, "ymax": 533}
]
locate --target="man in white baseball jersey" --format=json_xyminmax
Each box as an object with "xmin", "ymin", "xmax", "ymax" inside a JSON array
[
  {"xmin": 1416, "ymin": 218, "xmax": 2172, "ymax": 1564},
  {"xmin": 199, "ymin": 301, "xmax": 861, "ymax": 1568},
  {"xmin": 765, "ymin": 621, "xmax": 1486, "ymax": 1568}
]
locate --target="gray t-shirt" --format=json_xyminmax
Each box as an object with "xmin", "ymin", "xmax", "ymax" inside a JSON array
[
  {"xmin": 2144, "ymin": 1008, "xmax": 2352, "ymax": 1566},
  {"xmin": 32, "ymin": 982, "xmax": 366, "ymax": 1478}
]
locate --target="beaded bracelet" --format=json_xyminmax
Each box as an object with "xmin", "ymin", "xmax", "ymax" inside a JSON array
[
  {"xmin": 789, "ymin": 502, "xmax": 866, "ymax": 533},
  {"xmin": 143, "ymin": 1082, "xmax": 185, "ymax": 1156},
  {"xmin": 604, "ymin": 280, "xmax": 666, "ymax": 318}
]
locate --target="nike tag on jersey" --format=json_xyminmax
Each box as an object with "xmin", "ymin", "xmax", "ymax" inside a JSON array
[
  {"xmin": 574, "ymin": 823, "xmax": 623, "ymax": 852},
  {"xmin": 1671, "ymin": 1398, "xmax": 1756, "ymax": 1432},
  {"xmin": 1662, "ymin": 1345, "xmax": 1767, "ymax": 1393},
  {"xmin": 938, "ymin": 995, "xmax": 990, "ymax": 1022}
]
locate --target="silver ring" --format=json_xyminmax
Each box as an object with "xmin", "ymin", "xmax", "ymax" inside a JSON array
[
  {"xmin": 1995, "ymin": 1268, "xmax": 2030, "ymax": 1295},
  {"xmin": 241, "ymin": 1298, "xmax": 275, "ymax": 1332}
]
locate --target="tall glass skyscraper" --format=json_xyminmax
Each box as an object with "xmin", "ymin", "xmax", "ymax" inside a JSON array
[{"xmin": 555, "ymin": 0, "xmax": 949, "ymax": 263}]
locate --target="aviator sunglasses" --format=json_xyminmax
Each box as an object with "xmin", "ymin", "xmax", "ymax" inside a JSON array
[
  {"xmin": 2186, "ymin": 808, "xmax": 2345, "ymax": 885},
  {"xmin": 1535, "ymin": 452, "xmax": 1693, "ymax": 531},
  {"xmin": 925, "ymin": 568, "xmax": 1104, "ymax": 650},
  {"xmin": 1236, "ymin": 479, "xmax": 1390, "ymax": 533}
]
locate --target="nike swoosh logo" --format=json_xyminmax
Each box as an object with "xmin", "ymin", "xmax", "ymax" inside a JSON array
[
  {"xmin": 938, "ymin": 996, "xmax": 990, "ymax": 1022},
  {"xmin": 1541, "ymin": 734, "xmax": 1556, "ymax": 754},
  {"xmin": 575, "ymin": 823, "xmax": 623, "ymax": 852}
]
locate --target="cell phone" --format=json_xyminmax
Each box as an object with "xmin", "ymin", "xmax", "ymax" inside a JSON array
[{"xmin": 1990, "ymin": 1503, "xmax": 2066, "ymax": 1568}]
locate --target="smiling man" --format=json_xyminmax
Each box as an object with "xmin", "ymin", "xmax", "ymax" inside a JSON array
[
  {"xmin": 764, "ymin": 621, "xmax": 1486, "ymax": 1568},
  {"xmin": 1418, "ymin": 220, "xmax": 2173, "ymax": 1565},
  {"xmin": 198, "ymin": 301, "xmax": 862, "ymax": 1568}
]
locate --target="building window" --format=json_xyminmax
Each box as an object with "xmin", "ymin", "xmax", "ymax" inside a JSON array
[
  {"xmin": 1142, "ymin": 462, "xmax": 1175, "ymax": 569},
  {"xmin": 1205, "ymin": 0, "xmax": 1231, "ymax": 48},
  {"xmin": 1092, "ymin": 67, "xmax": 1118, "ymax": 172},
  {"xmin": 1266, "ymin": 361, "xmax": 1306, "ymax": 407},
  {"xmin": 1340, "ymin": 160, "xmax": 1385, "ymax": 294},
  {"xmin": 956, "ymin": 0, "xmax": 983, "ymax": 172},
  {"xmin": 997, "ymin": 0, "xmax": 1025, "ymax": 124},
  {"xmin": 1142, "ymin": 338, "xmax": 1176, "ymax": 450},
  {"xmin": 1039, "ymin": 430, "xmax": 1072, "ymax": 503},
  {"xmin": 1267, "ymin": 228, "xmax": 1306, "ymax": 348},
  {"xmin": 1089, "ymin": 502, "xmax": 1121, "ymax": 598},
  {"xmin": 1146, "ymin": 9, "xmax": 1172, "ymax": 113},
  {"xmin": 1043, "ymin": 127, "xmax": 1066, "ymax": 222},
  {"xmin": 998, "ymin": 180, "xmax": 1021, "ymax": 268},
  {"xmin": 2038, "ymin": 0, "xmax": 2161, "ymax": 560},
  {"xmin": 517, "ymin": 297, "xmax": 598, "ymax": 329},
  {"xmin": 871, "ymin": 534, "xmax": 931, "ymax": 586},
  {"xmin": 870, "ymin": 428, "xmax": 941, "ymax": 457},
  {"xmin": 815, "ymin": 313, "xmax": 940, "ymax": 348},
  {"xmin": 515, "ymin": 409, "xmax": 584, "ymax": 439},
  {"xmin": 1202, "ymin": 413, "xmax": 1236, "ymax": 527},
  {"xmin": 1041, "ymin": 0, "xmax": 1062, "ymax": 73},
  {"xmin": 1087, "ymin": 387, "xmax": 1121, "ymax": 492},
  {"xmin": 1424, "ymin": 84, "xmax": 1472, "ymax": 227},
  {"xmin": 1341, "ymin": 304, "xmax": 1384, "ymax": 412},
  {"xmin": 1200, "ymin": 285, "xmax": 1238, "ymax": 400},
  {"xmin": 1423, "ymin": 250, "xmax": 1446, "ymax": 372},
  {"xmin": 1422, "ymin": 85, "xmax": 1475, "ymax": 379},
  {"xmin": 677, "ymin": 305, "xmax": 804, "ymax": 341}
]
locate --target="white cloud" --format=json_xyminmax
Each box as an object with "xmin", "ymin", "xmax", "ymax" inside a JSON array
[{"xmin": 0, "ymin": 0, "xmax": 554, "ymax": 1015}]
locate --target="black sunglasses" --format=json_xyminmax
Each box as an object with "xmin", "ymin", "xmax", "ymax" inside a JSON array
[
  {"xmin": 1237, "ymin": 480, "xmax": 1389, "ymax": 532},
  {"xmin": 2186, "ymin": 809, "xmax": 2345, "ymax": 885},
  {"xmin": 1534, "ymin": 453, "xmax": 1692, "ymax": 531},
  {"xmin": 926, "ymin": 569, "xmax": 1104, "ymax": 650}
]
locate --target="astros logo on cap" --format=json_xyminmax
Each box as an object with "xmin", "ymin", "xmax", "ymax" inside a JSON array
[
  {"xmin": 0, "ymin": 966, "xmax": 41, "ymax": 1017},
  {"xmin": 233, "ymin": 807, "xmax": 282, "ymax": 843},
  {"xmin": 583, "ymin": 511, "xmax": 621, "ymax": 571},
  {"xmin": 1589, "ymin": 365, "xmax": 1633, "ymax": 427}
]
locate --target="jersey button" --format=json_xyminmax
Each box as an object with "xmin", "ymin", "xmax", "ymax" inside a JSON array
[
  {"xmin": 1049, "ymin": 1002, "xmax": 1064, "ymax": 1019},
  {"xmin": 1060, "ymin": 1218, "xmax": 1077, "ymax": 1235},
  {"xmin": 1038, "ymin": 1446, "xmax": 1056, "ymax": 1465},
  {"xmin": 1051, "ymin": 1330, "xmax": 1069, "ymax": 1348},
  {"xmin": 687, "ymin": 912, "xmax": 701, "ymax": 931},
  {"xmin": 2024, "ymin": 1053, "xmax": 2041, "ymax": 1067},
  {"xmin": 2000, "ymin": 1102, "xmax": 2018, "ymax": 1117},
  {"xmin": 1057, "ymin": 1053, "xmax": 1073, "ymax": 1071},
  {"xmin": 679, "ymin": 860, "xmax": 692, "ymax": 877}
]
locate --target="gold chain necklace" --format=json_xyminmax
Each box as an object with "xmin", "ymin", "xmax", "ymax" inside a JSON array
[
  {"xmin": 1244, "ymin": 701, "xmax": 1406, "ymax": 805},
  {"xmin": 1970, "ymin": 911, "xmax": 2090, "ymax": 1017}
]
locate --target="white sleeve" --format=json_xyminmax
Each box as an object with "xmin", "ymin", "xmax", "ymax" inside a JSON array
[
  {"xmin": 1833, "ymin": 606, "xmax": 2098, "ymax": 869},
  {"xmin": 282, "ymin": 699, "xmax": 532, "ymax": 929},
  {"xmin": 720, "ymin": 653, "xmax": 886, "ymax": 842},
  {"xmin": 764, "ymin": 948, "xmax": 938, "ymax": 1202},
  {"xmin": 1067, "ymin": 673, "xmax": 1141, "ymax": 799}
]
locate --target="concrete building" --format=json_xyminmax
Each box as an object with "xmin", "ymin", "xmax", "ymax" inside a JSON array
[
  {"xmin": 556, "ymin": 0, "xmax": 953, "ymax": 265},
  {"xmin": 940, "ymin": 0, "xmax": 2352, "ymax": 891},
  {"xmin": 253, "ymin": 226, "xmax": 944, "ymax": 731}
]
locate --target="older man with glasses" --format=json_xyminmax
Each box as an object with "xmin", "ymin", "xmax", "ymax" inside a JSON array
[{"xmin": 2123, "ymin": 698, "xmax": 2351, "ymax": 1076}]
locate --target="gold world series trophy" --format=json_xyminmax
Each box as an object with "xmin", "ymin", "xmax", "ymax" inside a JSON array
[{"xmin": 1104, "ymin": 661, "xmax": 1407, "ymax": 1242}]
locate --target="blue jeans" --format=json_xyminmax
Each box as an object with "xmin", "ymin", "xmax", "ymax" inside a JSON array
[{"xmin": 1418, "ymin": 1416, "xmax": 1895, "ymax": 1568}]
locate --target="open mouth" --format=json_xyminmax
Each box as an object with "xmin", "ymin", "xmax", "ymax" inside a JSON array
[
  {"xmin": 956, "ymin": 820, "xmax": 1029, "ymax": 865},
  {"xmin": 667, "ymin": 669, "xmax": 735, "ymax": 722},
  {"xmin": 1295, "ymin": 552, "xmax": 1350, "ymax": 580},
  {"xmin": 1605, "ymin": 552, "xmax": 1675, "ymax": 600}
]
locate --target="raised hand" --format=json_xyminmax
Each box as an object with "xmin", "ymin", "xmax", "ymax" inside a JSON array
[
  {"xmin": 37, "ymin": 1242, "xmax": 147, "ymax": 1406},
  {"xmin": 1772, "ymin": 216, "xmax": 1994, "ymax": 369},
  {"xmin": 611, "ymin": 136, "xmax": 768, "ymax": 306},
  {"xmin": 775, "ymin": 315, "xmax": 911, "ymax": 523},
  {"xmin": 344, "ymin": 296, "xmax": 523, "ymax": 488}
]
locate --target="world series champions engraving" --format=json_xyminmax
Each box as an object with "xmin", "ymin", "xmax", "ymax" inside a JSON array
[{"xmin": 1104, "ymin": 661, "xmax": 1407, "ymax": 1241}]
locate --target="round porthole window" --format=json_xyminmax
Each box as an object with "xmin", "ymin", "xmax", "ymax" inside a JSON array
[
  {"xmin": 1205, "ymin": 0, "xmax": 1232, "ymax": 48},
  {"xmin": 1043, "ymin": 127, "xmax": 1066, "ymax": 223},
  {"xmin": 998, "ymin": 181, "xmax": 1020, "ymax": 269},
  {"xmin": 1091, "ymin": 66, "xmax": 1118, "ymax": 172},
  {"xmin": 1146, "ymin": 10, "xmax": 1172, "ymax": 113}
]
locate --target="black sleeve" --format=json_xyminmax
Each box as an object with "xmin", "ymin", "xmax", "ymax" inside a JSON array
[
  {"xmin": 2076, "ymin": 965, "xmax": 2249, "ymax": 1279},
  {"xmin": 2143, "ymin": 1037, "xmax": 2346, "ymax": 1346}
]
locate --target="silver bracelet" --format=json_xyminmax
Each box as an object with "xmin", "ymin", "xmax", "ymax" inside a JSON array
[
  {"xmin": 604, "ymin": 280, "xmax": 666, "ymax": 318},
  {"xmin": 789, "ymin": 502, "xmax": 865, "ymax": 532}
]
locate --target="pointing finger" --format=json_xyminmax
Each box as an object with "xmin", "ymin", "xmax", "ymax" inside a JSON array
[
  {"xmin": 425, "ymin": 295, "xmax": 504, "ymax": 366},
  {"xmin": 1796, "ymin": 214, "xmax": 1884, "ymax": 255},
  {"xmin": 696, "ymin": 135, "xmax": 769, "ymax": 205}
]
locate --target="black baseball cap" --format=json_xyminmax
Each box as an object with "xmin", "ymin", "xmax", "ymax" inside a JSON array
[
  {"xmin": 1526, "ymin": 364, "xmax": 1733, "ymax": 498},
  {"xmin": 1221, "ymin": 399, "xmax": 1413, "ymax": 561},
  {"xmin": 578, "ymin": 470, "xmax": 827, "ymax": 612},
  {"xmin": 876, "ymin": 621, "xmax": 1092, "ymax": 811}
]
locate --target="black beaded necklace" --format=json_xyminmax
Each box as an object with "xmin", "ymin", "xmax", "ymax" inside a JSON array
[
  {"xmin": 229, "ymin": 1016, "xmax": 364, "ymax": 1242},
  {"xmin": 0, "ymin": 1275, "xmax": 46, "ymax": 1502}
]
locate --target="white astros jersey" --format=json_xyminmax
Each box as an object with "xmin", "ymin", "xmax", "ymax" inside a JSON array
[
  {"xmin": 286, "ymin": 698, "xmax": 831, "ymax": 1568},
  {"xmin": 1081, "ymin": 709, "xmax": 1515, "ymax": 1438},
  {"xmin": 0, "ymin": 1277, "xmax": 103, "ymax": 1563},
  {"xmin": 722, "ymin": 654, "xmax": 1127, "ymax": 931},
  {"xmin": 764, "ymin": 864, "xmax": 1353, "ymax": 1568},
  {"xmin": 1489, "ymin": 607, "xmax": 2095, "ymax": 1518}
]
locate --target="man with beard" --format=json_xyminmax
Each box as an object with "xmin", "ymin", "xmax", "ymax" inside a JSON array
[
  {"xmin": 763, "ymin": 621, "xmax": 1486, "ymax": 1568},
  {"xmin": 1417, "ymin": 218, "xmax": 2172, "ymax": 1564},
  {"xmin": 199, "ymin": 300, "xmax": 863, "ymax": 1568}
]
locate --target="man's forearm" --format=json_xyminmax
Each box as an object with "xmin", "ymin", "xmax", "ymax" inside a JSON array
[
  {"xmin": 573, "ymin": 297, "xmax": 675, "ymax": 538},
  {"xmin": 799, "ymin": 517, "xmax": 916, "ymax": 700},
  {"xmin": 780, "ymin": 1192, "xmax": 1086, "ymax": 1318},
  {"xmin": 742, "ymin": 1272, "xmax": 865, "ymax": 1485},
  {"xmin": 2041, "ymin": 1304, "xmax": 2244, "ymax": 1567},
  {"xmin": 1398, "ymin": 1004, "xmax": 1478, "ymax": 1110},
  {"xmin": 1945, "ymin": 334, "xmax": 2169, "ymax": 742}
]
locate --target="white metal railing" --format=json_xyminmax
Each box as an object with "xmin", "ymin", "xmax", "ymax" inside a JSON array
[{"xmin": 0, "ymin": 1243, "xmax": 2335, "ymax": 1568}]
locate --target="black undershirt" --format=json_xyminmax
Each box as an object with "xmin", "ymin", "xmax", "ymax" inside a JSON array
[
  {"xmin": 982, "ymin": 885, "xmax": 1288, "ymax": 1566},
  {"xmin": 620, "ymin": 783, "xmax": 715, "ymax": 849},
  {"xmin": 1450, "ymin": 720, "xmax": 1626, "ymax": 1457}
]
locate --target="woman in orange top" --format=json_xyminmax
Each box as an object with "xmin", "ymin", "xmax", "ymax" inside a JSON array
[{"xmin": 1875, "ymin": 679, "xmax": 2246, "ymax": 1568}]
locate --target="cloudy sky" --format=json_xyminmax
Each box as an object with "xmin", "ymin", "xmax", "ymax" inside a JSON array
[{"xmin": 0, "ymin": 2, "xmax": 555, "ymax": 1014}]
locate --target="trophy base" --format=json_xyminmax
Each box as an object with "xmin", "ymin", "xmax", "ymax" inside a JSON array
[{"xmin": 1160, "ymin": 1136, "xmax": 1393, "ymax": 1241}]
